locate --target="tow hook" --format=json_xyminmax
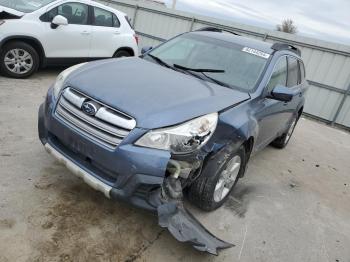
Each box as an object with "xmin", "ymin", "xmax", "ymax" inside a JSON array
[{"xmin": 155, "ymin": 161, "xmax": 234, "ymax": 255}]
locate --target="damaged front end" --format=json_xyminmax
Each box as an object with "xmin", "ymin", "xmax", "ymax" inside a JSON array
[
  {"xmin": 148, "ymin": 158, "xmax": 234, "ymax": 255},
  {"xmin": 39, "ymin": 87, "xmax": 235, "ymax": 255}
]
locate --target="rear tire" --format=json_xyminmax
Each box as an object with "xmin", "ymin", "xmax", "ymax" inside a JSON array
[
  {"xmin": 271, "ymin": 115, "xmax": 298, "ymax": 149},
  {"xmin": 187, "ymin": 144, "xmax": 247, "ymax": 211},
  {"xmin": 0, "ymin": 41, "xmax": 39, "ymax": 78}
]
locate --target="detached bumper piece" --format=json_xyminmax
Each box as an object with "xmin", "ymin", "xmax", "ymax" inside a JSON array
[
  {"xmin": 44, "ymin": 142, "xmax": 233, "ymax": 255},
  {"xmin": 156, "ymin": 177, "xmax": 234, "ymax": 255},
  {"xmin": 158, "ymin": 202, "xmax": 234, "ymax": 255}
]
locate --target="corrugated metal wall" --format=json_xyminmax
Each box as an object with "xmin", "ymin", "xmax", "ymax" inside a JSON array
[{"xmin": 97, "ymin": 0, "xmax": 350, "ymax": 129}]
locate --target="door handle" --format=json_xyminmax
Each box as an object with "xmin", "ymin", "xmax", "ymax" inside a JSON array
[
  {"xmin": 114, "ymin": 31, "xmax": 121, "ymax": 35},
  {"xmin": 81, "ymin": 31, "xmax": 90, "ymax": 35}
]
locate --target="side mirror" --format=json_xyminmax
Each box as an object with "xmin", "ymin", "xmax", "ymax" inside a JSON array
[
  {"xmin": 141, "ymin": 46, "xmax": 153, "ymax": 55},
  {"xmin": 270, "ymin": 85, "xmax": 298, "ymax": 102},
  {"xmin": 51, "ymin": 15, "xmax": 68, "ymax": 29}
]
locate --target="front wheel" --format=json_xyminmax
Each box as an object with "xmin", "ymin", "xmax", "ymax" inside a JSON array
[
  {"xmin": 187, "ymin": 145, "xmax": 247, "ymax": 211},
  {"xmin": 0, "ymin": 41, "xmax": 39, "ymax": 78}
]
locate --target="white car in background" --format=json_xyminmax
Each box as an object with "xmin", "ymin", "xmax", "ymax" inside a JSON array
[{"xmin": 0, "ymin": 0, "xmax": 138, "ymax": 78}]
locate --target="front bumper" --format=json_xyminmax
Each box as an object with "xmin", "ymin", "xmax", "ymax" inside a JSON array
[
  {"xmin": 44, "ymin": 143, "xmax": 112, "ymax": 198},
  {"xmin": 38, "ymin": 88, "xmax": 234, "ymax": 255},
  {"xmin": 38, "ymin": 89, "xmax": 171, "ymax": 211}
]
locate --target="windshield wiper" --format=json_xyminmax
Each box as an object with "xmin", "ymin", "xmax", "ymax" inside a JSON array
[
  {"xmin": 200, "ymin": 72, "xmax": 233, "ymax": 89},
  {"xmin": 147, "ymin": 54, "xmax": 174, "ymax": 69},
  {"xmin": 173, "ymin": 64, "xmax": 232, "ymax": 89},
  {"xmin": 173, "ymin": 64, "xmax": 225, "ymax": 73}
]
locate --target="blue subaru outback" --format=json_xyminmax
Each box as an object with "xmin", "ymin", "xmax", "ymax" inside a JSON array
[{"xmin": 38, "ymin": 27, "xmax": 307, "ymax": 255}]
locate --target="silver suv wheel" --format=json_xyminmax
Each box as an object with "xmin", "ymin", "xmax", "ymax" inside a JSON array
[
  {"xmin": 213, "ymin": 155, "xmax": 241, "ymax": 202},
  {"xmin": 4, "ymin": 48, "xmax": 34, "ymax": 75}
]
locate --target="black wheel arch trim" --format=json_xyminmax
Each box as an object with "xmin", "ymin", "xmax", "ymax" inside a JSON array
[
  {"xmin": 0, "ymin": 35, "xmax": 46, "ymax": 66},
  {"xmin": 114, "ymin": 47, "xmax": 135, "ymax": 56}
]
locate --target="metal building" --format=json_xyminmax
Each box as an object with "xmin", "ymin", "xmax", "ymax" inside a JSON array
[{"xmin": 97, "ymin": 0, "xmax": 350, "ymax": 129}]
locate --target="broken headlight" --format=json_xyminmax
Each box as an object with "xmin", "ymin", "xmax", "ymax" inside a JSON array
[
  {"xmin": 53, "ymin": 63, "xmax": 87, "ymax": 99},
  {"xmin": 135, "ymin": 113, "xmax": 218, "ymax": 154}
]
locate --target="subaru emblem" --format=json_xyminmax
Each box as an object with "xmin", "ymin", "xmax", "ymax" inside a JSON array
[{"xmin": 81, "ymin": 101, "xmax": 97, "ymax": 116}]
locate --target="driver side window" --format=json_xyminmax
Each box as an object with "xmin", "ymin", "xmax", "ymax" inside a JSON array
[
  {"xmin": 41, "ymin": 2, "xmax": 88, "ymax": 25},
  {"xmin": 266, "ymin": 57, "xmax": 287, "ymax": 93}
]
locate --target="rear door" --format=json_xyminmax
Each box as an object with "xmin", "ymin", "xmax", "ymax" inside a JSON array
[
  {"xmin": 41, "ymin": 2, "xmax": 91, "ymax": 58},
  {"xmin": 89, "ymin": 6, "xmax": 122, "ymax": 58},
  {"xmin": 284, "ymin": 56, "xmax": 303, "ymax": 126}
]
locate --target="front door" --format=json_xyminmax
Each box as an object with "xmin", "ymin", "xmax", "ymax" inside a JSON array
[
  {"xmin": 41, "ymin": 2, "xmax": 91, "ymax": 58},
  {"xmin": 255, "ymin": 56, "xmax": 291, "ymax": 149}
]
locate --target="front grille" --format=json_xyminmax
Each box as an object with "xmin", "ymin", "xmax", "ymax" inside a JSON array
[{"xmin": 55, "ymin": 87, "xmax": 136, "ymax": 149}]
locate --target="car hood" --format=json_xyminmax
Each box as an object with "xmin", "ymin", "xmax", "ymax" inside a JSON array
[
  {"xmin": 0, "ymin": 6, "xmax": 24, "ymax": 17},
  {"xmin": 66, "ymin": 58, "xmax": 250, "ymax": 129}
]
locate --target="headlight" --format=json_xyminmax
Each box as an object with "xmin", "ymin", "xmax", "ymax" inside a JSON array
[
  {"xmin": 53, "ymin": 63, "xmax": 87, "ymax": 99},
  {"xmin": 135, "ymin": 113, "xmax": 218, "ymax": 154}
]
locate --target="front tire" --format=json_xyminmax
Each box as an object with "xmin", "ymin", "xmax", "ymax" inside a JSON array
[
  {"xmin": 0, "ymin": 41, "xmax": 39, "ymax": 78},
  {"xmin": 188, "ymin": 144, "xmax": 247, "ymax": 211}
]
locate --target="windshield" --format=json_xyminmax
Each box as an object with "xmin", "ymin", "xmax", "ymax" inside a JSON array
[
  {"xmin": 145, "ymin": 33, "xmax": 269, "ymax": 92},
  {"xmin": 0, "ymin": 0, "xmax": 56, "ymax": 13}
]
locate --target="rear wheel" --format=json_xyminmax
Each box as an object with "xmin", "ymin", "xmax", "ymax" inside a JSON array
[
  {"xmin": 271, "ymin": 115, "xmax": 298, "ymax": 149},
  {"xmin": 188, "ymin": 144, "xmax": 247, "ymax": 211},
  {"xmin": 0, "ymin": 41, "xmax": 39, "ymax": 78},
  {"xmin": 113, "ymin": 50, "xmax": 132, "ymax": 58}
]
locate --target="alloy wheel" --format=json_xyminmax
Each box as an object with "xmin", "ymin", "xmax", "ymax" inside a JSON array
[
  {"xmin": 4, "ymin": 48, "xmax": 33, "ymax": 75},
  {"xmin": 213, "ymin": 155, "xmax": 241, "ymax": 202}
]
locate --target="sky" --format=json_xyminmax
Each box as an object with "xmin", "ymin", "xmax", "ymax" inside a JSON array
[{"xmin": 162, "ymin": 0, "xmax": 350, "ymax": 46}]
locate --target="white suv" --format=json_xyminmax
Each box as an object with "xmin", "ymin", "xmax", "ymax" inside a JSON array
[{"xmin": 0, "ymin": 0, "xmax": 138, "ymax": 78}]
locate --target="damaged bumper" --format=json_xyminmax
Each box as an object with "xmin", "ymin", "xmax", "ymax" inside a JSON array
[
  {"xmin": 43, "ymin": 141, "xmax": 233, "ymax": 255},
  {"xmin": 38, "ymin": 92, "xmax": 233, "ymax": 255}
]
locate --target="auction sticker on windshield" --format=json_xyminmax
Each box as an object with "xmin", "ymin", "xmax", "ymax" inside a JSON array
[{"xmin": 242, "ymin": 47, "xmax": 270, "ymax": 59}]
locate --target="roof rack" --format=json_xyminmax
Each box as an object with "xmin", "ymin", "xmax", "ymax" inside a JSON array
[
  {"xmin": 195, "ymin": 26, "xmax": 240, "ymax": 36},
  {"xmin": 271, "ymin": 43, "xmax": 301, "ymax": 56}
]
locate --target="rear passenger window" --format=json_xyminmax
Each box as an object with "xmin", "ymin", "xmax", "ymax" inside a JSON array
[
  {"xmin": 93, "ymin": 7, "xmax": 119, "ymax": 27},
  {"xmin": 113, "ymin": 14, "xmax": 120, "ymax": 27},
  {"xmin": 266, "ymin": 57, "xmax": 287, "ymax": 92},
  {"xmin": 287, "ymin": 57, "xmax": 299, "ymax": 87}
]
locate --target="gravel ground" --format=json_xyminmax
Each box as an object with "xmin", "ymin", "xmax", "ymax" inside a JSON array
[{"xmin": 0, "ymin": 69, "xmax": 349, "ymax": 262}]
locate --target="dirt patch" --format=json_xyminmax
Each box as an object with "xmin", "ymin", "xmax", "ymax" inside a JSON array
[
  {"xmin": 224, "ymin": 185, "xmax": 255, "ymax": 218},
  {"xmin": 289, "ymin": 179, "xmax": 301, "ymax": 189},
  {"xmin": 28, "ymin": 176, "xmax": 162, "ymax": 261},
  {"xmin": 0, "ymin": 218, "xmax": 15, "ymax": 229}
]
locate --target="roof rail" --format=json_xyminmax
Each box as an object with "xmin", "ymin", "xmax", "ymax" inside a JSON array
[
  {"xmin": 195, "ymin": 27, "xmax": 240, "ymax": 36},
  {"xmin": 271, "ymin": 43, "xmax": 301, "ymax": 56}
]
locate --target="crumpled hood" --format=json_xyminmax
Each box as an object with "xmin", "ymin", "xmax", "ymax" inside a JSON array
[
  {"xmin": 66, "ymin": 57, "xmax": 250, "ymax": 129},
  {"xmin": 0, "ymin": 6, "xmax": 24, "ymax": 17}
]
